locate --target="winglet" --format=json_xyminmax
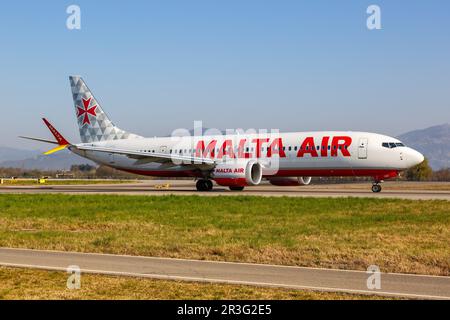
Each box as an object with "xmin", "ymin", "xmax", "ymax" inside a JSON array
[
  {"xmin": 42, "ymin": 118, "xmax": 70, "ymax": 146},
  {"xmin": 41, "ymin": 118, "xmax": 70, "ymax": 155}
]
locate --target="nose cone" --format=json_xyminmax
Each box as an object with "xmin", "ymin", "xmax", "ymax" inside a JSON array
[{"xmin": 408, "ymin": 148, "xmax": 425, "ymax": 167}]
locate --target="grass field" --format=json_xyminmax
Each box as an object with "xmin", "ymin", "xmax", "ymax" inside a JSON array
[
  {"xmin": 0, "ymin": 194, "xmax": 448, "ymax": 276},
  {"xmin": 0, "ymin": 266, "xmax": 390, "ymax": 300}
]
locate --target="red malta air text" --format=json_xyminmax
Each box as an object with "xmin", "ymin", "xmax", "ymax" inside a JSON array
[{"xmin": 195, "ymin": 136, "xmax": 352, "ymax": 159}]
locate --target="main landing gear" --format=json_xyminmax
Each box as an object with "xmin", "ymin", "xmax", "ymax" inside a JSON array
[
  {"xmin": 196, "ymin": 179, "xmax": 213, "ymax": 191},
  {"xmin": 371, "ymin": 183, "xmax": 382, "ymax": 193}
]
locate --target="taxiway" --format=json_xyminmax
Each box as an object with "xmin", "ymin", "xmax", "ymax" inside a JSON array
[{"xmin": 0, "ymin": 248, "xmax": 448, "ymax": 299}]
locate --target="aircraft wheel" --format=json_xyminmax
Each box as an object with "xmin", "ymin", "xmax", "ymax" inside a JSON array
[
  {"xmin": 196, "ymin": 180, "xmax": 207, "ymax": 191},
  {"xmin": 371, "ymin": 184, "xmax": 382, "ymax": 193},
  {"xmin": 196, "ymin": 179, "xmax": 213, "ymax": 191},
  {"xmin": 229, "ymin": 186, "xmax": 245, "ymax": 191}
]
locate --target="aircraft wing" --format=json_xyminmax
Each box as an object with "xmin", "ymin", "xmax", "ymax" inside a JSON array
[{"xmin": 75, "ymin": 145, "xmax": 217, "ymax": 166}]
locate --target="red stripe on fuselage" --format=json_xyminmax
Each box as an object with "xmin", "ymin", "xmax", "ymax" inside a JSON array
[
  {"xmin": 121, "ymin": 168, "xmax": 203, "ymax": 178},
  {"xmin": 214, "ymin": 178, "xmax": 248, "ymax": 187},
  {"xmin": 273, "ymin": 169, "xmax": 398, "ymax": 178}
]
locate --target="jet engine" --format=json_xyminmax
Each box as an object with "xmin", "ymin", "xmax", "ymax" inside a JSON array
[
  {"xmin": 269, "ymin": 176, "xmax": 312, "ymax": 186},
  {"xmin": 212, "ymin": 160, "xmax": 262, "ymax": 187}
]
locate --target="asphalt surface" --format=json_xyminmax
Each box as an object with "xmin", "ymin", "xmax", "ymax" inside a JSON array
[
  {"xmin": 0, "ymin": 248, "xmax": 449, "ymax": 299},
  {"xmin": 1, "ymin": 181, "xmax": 450, "ymax": 200}
]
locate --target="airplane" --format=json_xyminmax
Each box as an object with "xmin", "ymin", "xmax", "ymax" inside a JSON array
[{"xmin": 20, "ymin": 76, "xmax": 425, "ymax": 193}]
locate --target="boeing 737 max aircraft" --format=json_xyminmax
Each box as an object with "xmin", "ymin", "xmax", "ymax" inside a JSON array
[{"xmin": 21, "ymin": 76, "xmax": 424, "ymax": 192}]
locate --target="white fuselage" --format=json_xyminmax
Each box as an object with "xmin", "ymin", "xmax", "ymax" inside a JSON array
[{"xmin": 72, "ymin": 131, "xmax": 424, "ymax": 180}]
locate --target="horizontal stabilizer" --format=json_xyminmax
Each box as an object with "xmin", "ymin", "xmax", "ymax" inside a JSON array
[{"xmin": 18, "ymin": 136, "xmax": 59, "ymax": 145}]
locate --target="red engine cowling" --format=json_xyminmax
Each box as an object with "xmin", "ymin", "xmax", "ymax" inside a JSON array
[
  {"xmin": 269, "ymin": 177, "xmax": 312, "ymax": 186},
  {"xmin": 213, "ymin": 160, "xmax": 263, "ymax": 187}
]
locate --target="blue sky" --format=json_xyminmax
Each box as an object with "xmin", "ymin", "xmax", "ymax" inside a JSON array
[{"xmin": 0, "ymin": 1, "xmax": 449, "ymax": 148}]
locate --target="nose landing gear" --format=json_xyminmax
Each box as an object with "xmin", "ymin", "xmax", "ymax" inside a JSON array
[
  {"xmin": 196, "ymin": 179, "xmax": 213, "ymax": 191},
  {"xmin": 371, "ymin": 183, "xmax": 382, "ymax": 193}
]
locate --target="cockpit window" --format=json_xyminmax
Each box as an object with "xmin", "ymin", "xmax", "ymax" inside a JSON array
[{"xmin": 382, "ymin": 142, "xmax": 406, "ymax": 148}]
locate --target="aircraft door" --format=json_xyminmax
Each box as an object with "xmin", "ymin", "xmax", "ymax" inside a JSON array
[{"xmin": 358, "ymin": 138, "xmax": 368, "ymax": 159}]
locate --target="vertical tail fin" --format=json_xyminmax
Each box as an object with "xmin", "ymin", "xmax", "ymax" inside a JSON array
[{"xmin": 69, "ymin": 76, "xmax": 141, "ymax": 143}]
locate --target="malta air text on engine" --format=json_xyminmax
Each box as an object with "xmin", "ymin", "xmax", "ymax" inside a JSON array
[
  {"xmin": 215, "ymin": 167, "xmax": 245, "ymax": 174},
  {"xmin": 192, "ymin": 136, "xmax": 352, "ymax": 159}
]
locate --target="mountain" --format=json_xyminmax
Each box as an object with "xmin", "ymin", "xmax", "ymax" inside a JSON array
[
  {"xmin": 0, "ymin": 148, "xmax": 96, "ymax": 171},
  {"xmin": 398, "ymin": 124, "xmax": 450, "ymax": 170},
  {"xmin": 0, "ymin": 147, "xmax": 42, "ymax": 163}
]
